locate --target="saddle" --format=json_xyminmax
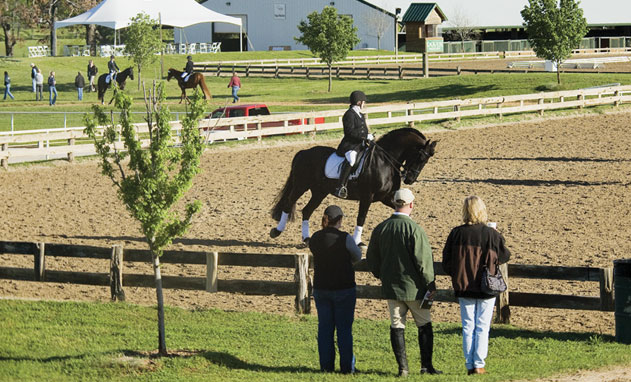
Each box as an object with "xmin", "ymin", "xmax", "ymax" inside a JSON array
[{"xmin": 324, "ymin": 146, "xmax": 372, "ymax": 180}]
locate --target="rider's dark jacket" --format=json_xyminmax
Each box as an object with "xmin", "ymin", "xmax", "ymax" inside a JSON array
[
  {"xmin": 108, "ymin": 60, "xmax": 120, "ymax": 73},
  {"xmin": 336, "ymin": 107, "xmax": 369, "ymax": 156},
  {"xmin": 184, "ymin": 61, "xmax": 194, "ymax": 74}
]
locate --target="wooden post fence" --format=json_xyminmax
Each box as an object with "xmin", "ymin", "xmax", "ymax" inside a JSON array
[
  {"xmin": 294, "ymin": 253, "xmax": 311, "ymax": 314},
  {"xmin": 206, "ymin": 251, "xmax": 218, "ymax": 292},
  {"xmin": 110, "ymin": 244, "xmax": 125, "ymax": 301},
  {"xmin": 599, "ymin": 267, "xmax": 614, "ymax": 311},
  {"xmin": 34, "ymin": 242, "xmax": 45, "ymax": 281},
  {"xmin": 495, "ymin": 263, "xmax": 510, "ymax": 324}
]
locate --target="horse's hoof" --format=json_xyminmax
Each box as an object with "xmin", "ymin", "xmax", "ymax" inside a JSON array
[
  {"xmin": 270, "ymin": 228, "xmax": 282, "ymax": 238},
  {"xmin": 301, "ymin": 237, "xmax": 310, "ymax": 248}
]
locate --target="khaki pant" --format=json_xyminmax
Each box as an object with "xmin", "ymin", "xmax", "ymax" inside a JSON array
[{"xmin": 387, "ymin": 300, "xmax": 431, "ymax": 329}]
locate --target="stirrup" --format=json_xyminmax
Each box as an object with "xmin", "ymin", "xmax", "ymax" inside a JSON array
[{"xmin": 335, "ymin": 186, "xmax": 348, "ymax": 199}]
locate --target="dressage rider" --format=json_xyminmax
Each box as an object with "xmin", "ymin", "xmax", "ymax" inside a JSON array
[
  {"xmin": 334, "ymin": 90, "xmax": 374, "ymax": 199},
  {"xmin": 182, "ymin": 55, "xmax": 194, "ymax": 81},
  {"xmin": 107, "ymin": 55, "xmax": 119, "ymax": 84}
]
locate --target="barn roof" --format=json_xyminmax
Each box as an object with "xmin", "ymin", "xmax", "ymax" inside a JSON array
[{"xmin": 402, "ymin": 3, "xmax": 447, "ymax": 23}]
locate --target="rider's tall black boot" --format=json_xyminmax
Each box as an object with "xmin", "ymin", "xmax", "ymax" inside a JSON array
[
  {"xmin": 390, "ymin": 327, "xmax": 409, "ymax": 377},
  {"xmin": 419, "ymin": 323, "xmax": 442, "ymax": 375},
  {"xmin": 334, "ymin": 161, "xmax": 352, "ymax": 199}
]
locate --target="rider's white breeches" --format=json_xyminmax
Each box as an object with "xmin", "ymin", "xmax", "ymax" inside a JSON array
[{"xmin": 345, "ymin": 150, "xmax": 358, "ymax": 167}]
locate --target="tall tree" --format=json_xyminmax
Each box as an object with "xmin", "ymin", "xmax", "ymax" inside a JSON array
[
  {"xmin": 32, "ymin": 0, "xmax": 93, "ymax": 56},
  {"xmin": 0, "ymin": 0, "xmax": 34, "ymax": 56},
  {"xmin": 447, "ymin": 8, "xmax": 478, "ymax": 53},
  {"xmin": 84, "ymin": 84, "xmax": 205, "ymax": 356},
  {"xmin": 521, "ymin": 0, "xmax": 588, "ymax": 84},
  {"xmin": 295, "ymin": 6, "xmax": 359, "ymax": 92},
  {"xmin": 363, "ymin": 10, "xmax": 391, "ymax": 50},
  {"xmin": 123, "ymin": 12, "xmax": 162, "ymax": 89}
]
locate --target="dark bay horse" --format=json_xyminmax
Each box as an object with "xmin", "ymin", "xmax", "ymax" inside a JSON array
[
  {"xmin": 270, "ymin": 128, "xmax": 437, "ymax": 245},
  {"xmin": 167, "ymin": 68, "xmax": 212, "ymax": 103},
  {"xmin": 97, "ymin": 67, "xmax": 134, "ymax": 104}
]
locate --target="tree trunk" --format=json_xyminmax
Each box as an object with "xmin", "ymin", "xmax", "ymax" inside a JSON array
[
  {"xmin": 327, "ymin": 64, "xmax": 332, "ymax": 92},
  {"xmin": 556, "ymin": 60, "xmax": 561, "ymax": 85},
  {"xmin": 49, "ymin": 1, "xmax": 59, "ymax": 56},
  {"xmin": 137, "ymin": 63, "xmax": 142, "ymax": 90},
  {"xmin": 377, "ymin": 35, "xmax": 381, "ymax": 50},
  {"xmin": 86, "ymin": 24, "xmax": 97, "ymax": 56},
  {"xmin": 152, "ymin": 251, "xmax": 167, "ymax": 356},
  {"xmin": 1, "ymin": 23, "xmax": 16, "ymax": 57}
]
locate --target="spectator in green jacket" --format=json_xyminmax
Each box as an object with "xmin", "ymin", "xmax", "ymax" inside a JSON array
[{"xmin": 366, "ymin": 188, "xmax": 442, "ymax": 377}]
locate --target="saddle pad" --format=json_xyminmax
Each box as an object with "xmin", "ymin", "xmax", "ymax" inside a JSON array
[{"xmin": 324, "ymin": 152, "xmax": 366, "ymax": 180}]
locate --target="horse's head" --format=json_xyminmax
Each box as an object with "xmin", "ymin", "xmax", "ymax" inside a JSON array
[
  {"xmin": 128, "ymin": 67, "xmax": 134, "ymax": 81},
  {"xmin": 166, "ymin": 69, "xmax": 174, "ymax": 81},
  {"xmin": 402, "ymin": 139, "xmax": 437, "ymax": 184}
]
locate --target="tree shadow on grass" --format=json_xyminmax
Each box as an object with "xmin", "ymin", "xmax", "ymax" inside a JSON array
[{"xmin": 202, "ymin": 350, "xmax": 317, "ymax": 373}]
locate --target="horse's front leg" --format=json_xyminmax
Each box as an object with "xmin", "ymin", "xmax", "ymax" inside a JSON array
[
  {"xmin": 354, "ymin": 197, "xmax": 373, "ymax": 246},
  {"xmin": 300, "ymin": 190, "xmax": 328, "ymax": 245}
]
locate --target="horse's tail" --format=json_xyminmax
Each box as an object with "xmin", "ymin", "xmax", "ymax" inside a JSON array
[
  {"xmin": 199, "ymin": 75, "xmax": 212, "ymax": 100},
  {"xmin": 271, "ymin": 167, "xmax": 296, "ymax": 222}
]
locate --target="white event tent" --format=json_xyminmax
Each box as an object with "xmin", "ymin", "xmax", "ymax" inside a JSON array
[{"xmin": 55, "ymin": 0, "xmax": 242, "ymax": 51}]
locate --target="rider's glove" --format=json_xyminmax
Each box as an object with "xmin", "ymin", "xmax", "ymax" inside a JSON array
[{"xmin": 367, "ymin": 133, "xmax": 374, "ymax": 141}]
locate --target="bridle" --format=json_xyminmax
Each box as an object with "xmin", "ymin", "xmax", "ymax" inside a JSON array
[{"xmin": 372, "ymin": 140, "xmax": 432, "ymax": 181}]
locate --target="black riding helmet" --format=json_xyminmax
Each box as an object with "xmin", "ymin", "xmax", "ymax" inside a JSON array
[
  {"xmin": 349, "ymin": 90, "xmax": 367, "ymax": 105},
  {"xmin": 187, "ymin": 55, "xmax": 192, "ymax": 60}
]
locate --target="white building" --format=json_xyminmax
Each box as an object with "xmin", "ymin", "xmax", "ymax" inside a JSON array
[{"xmin": 175, "ymin": 0, "xmax": 398, "ymax": 52}]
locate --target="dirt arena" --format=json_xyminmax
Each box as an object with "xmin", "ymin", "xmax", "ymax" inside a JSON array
[{"xmin": 1, "ymin": 109, "xmax": 630, "ymax": 336}]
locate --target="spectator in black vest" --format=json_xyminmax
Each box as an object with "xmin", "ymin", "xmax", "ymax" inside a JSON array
[{"xmin": 308, "ymin": 205, "xmax": 362, "ymax": 374}]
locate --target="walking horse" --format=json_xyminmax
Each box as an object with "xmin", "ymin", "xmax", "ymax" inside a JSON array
[
  {"xmin": 270, "ymin": 128, "xmax": 437, "ymax": 245},
  {"xmin": 167, "ymin": 68, "xmax": 212, "ymax": 103},
  {"xmin": 96, "ymin": 67, "xmax": 134, "ymax": 104}
]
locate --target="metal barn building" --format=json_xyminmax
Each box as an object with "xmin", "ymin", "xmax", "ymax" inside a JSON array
[{"xmin": 175, "ymin": 0, "xmax": 397, "ymax": 52}]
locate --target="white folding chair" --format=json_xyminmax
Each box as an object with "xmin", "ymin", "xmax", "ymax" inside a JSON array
[
  {"xmin": 199, "ymin": 43, "xmax": 208, "ymax": 53},
  {"xmin": 179, "ymin": 44, "xmax": 187, "ymax": 54},
  {"xmin": 165, "ymin": 43, "xmax": 176, "ymax": 55},
  {"xmin": 187, "ymin": 43, "xmax": 196, "ymax": 55},
  {"xmin": 28, "ymin": 47, "xmax": 37, "ymax": 57},
  {"xmin": 210, "ymin": 42, "xmax": 221, "ymax": 53}
]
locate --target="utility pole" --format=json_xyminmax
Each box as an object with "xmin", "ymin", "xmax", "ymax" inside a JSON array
[{"xmin": 394, "ymin": 8, "xmax": 401, "ymax": 62}]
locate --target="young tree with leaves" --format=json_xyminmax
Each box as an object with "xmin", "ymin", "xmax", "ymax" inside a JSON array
[
  {"xmin": 521, "ymin": 0, "xmax": 588, "ymax": 84},
  {"xmin": 124, "ymin": 13, "xmax": 162, "ymax": 89},
  {"xmin": 84, "ymin": 85, "xmax": 205, "ymax": 356},
  {"xmin": 296, "ymin": 6, "xmax": 360, "ymax": 92},
  {"xmin": 1, "ymin": 0, "xmax": 36, "ymax": 56}
]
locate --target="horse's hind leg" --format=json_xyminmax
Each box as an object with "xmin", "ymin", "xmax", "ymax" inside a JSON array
[{"xmin": 300, "ymin": 190, "xmax": 328, "ymax": 244}]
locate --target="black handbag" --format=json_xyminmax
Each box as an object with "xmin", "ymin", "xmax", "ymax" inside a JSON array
[{"xmin": 481, "ymin": 265, "xmax": 507, "ymax": 296}]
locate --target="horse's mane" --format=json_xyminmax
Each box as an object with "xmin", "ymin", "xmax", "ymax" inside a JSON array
[{"xmin": 376, "ymin": 128, "xmax": 427, "ymax": 150}]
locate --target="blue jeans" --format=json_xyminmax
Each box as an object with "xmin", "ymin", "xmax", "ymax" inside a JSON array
[
  {"xmin": 77, "ymin": 87, "xmax": 83, "ymax": 101},
  {"xmin": 49, "ymin": 86, "xmax": 57, "ymax": 105},
  {"xmin": 313, "ymin": 287, "xmax": 356, "ymax": 373},
  {"xmin": 3, "ymin": 84, "xmax": 14, "ymax": 100},
  {"xmin": 231, "ymin": 86, "xmax": 239, "ymax": 102},
  {"xmin": 459, "ymin": 297, "xmax": 496, "ymax": 370}
]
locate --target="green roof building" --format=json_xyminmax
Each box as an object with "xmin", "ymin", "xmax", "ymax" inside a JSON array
[{"xmin": 402, "ymin": 3, "xmax": 447, "ymax": 52}]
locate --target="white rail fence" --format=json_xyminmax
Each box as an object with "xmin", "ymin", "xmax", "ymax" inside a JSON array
[
  {"xmin": 197, "ymin": 48, "xmax": 631, "ymax": 68},
  {"xmin": 1, "ymin": 85, "xmax": 630, "ymax": 168}
]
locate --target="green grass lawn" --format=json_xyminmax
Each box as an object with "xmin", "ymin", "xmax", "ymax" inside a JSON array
[{"xmin": 0, "ymin": 299, "xmax": 629, "ymax": 381}]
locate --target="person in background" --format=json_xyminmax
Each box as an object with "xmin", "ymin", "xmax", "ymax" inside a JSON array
[
  {"xmin": 442, "ymin": 195, "xmax": 511, "ymax": 376},
  {"xmin": 334, "ymin": 90, "xmax": 373, "ymax": 199},
  {"xmin": 367, "ymin": 188, "xmax": 442, "ymax": 377},
  {"xmin": 227, "ymin": 71, "xmax": 241, "ymax": 103},
  {"xmin": 87, "ymin": 60, "xmax": 98, "ymax": 92},
  {"xmin": 107, "ymin": 55, "xmax": 119, "ymax": 84},
  {"xmin": 35, "ymin": 68, "xmax": 44, "ymax": 101},
  {"xmin": 30, "ymin": 63, "xmax": 38, "ymax": 93},
  {"xmin": 308, "ymin": 205, "xmax": 362, "ymax": 374},
  {"xmin": 75, "ymin": 71, "xmax": 85, "ymax": 101},
  {"xmin": 3, "ymin": 71, "xmax": 15, "ymax": 100},
  {"xmin": 182, "ymin": 55, "xmax": 194, "ymax": 81},
  {"xmin": 48, "ymin": 71, "xmax": 57, "ymax": 106}
]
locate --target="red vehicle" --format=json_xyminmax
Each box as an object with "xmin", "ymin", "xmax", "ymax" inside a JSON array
[{"xmin": 205, "ymin": 104, "xmax": 324, "ymax": 132}]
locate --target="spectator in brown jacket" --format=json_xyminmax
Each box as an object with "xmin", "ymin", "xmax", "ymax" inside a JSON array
[{"xmin": 442, "ymin": 195, "xmax": 511, "ymax": 376}]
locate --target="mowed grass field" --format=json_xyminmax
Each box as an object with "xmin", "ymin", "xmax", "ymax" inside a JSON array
[
  {"xmin": 1, "ymin": 299, "xmax": 630, "ymax": 382},
  {"xmin": 2, "ymin": 49, "xmax": 631, "ymax": 133}
]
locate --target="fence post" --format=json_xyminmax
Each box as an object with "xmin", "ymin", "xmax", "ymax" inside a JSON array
[
  {"xmin": 257, "ymin": 122, "xmax": 262, "ymax": 142},
  {"xmin": 454, "ymin": 105, "xmax": 461, "ymax": 122},
  {"xmin": 110, "ymin": 244, "xmax": 125, "ymax": 301},
  {"xmin": 495, "ymin": 263, "xmax": 510, "ymax": 324},
  {"xmin": 294, "ymin": 253, "xmax": 311, "ymax": 314},
  {"xmin": 407, "ymin": 107, "xmax": 415, "ymax": 128},
  {"xmin": 578, "ymin": 94, "xmax": 584, "ymax": 109},
  {"xmin": 599, "ymin": 267, "xmax": 614, "ymax": 311},
  {"xmin": 206, "ymin": 251, "xmax": 218, "ymax": 292},
  {"xmin": 1, "ymin": 143, "xmax": 7, "ymax": 170},
  {"xmin": 538, "ymin": 98, "xmax": 544, "ymax": 116},
  {"xmin": 34, "ymin": 242, "xmax": 46, "ymax": 281},
  {"xmin": 614, "ymin": 90, "xmax": 620, "ymax": 107},
  {"xmin": 399, "ymin": 66, "xmax": 403, "ymax": 79},
  {"xmin": 67, "ymin": 138, "xmax": 75, "ymax": 162}
]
